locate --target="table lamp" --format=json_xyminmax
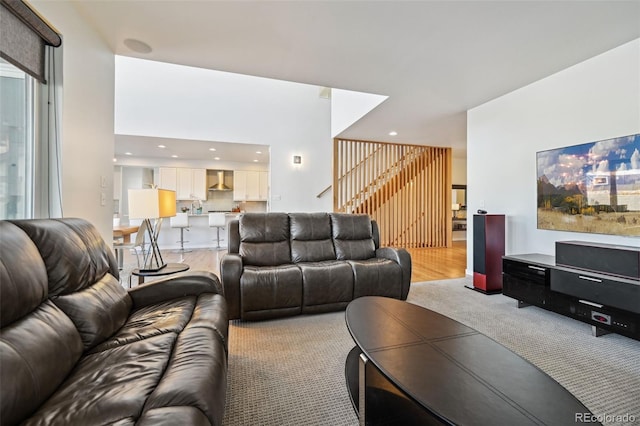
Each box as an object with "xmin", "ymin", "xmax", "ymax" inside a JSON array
[
  {"xmin": 452, "ymin": 203, "xmax": 461, "ymax": 218},
  {"xmin": 128, "ymin": 188, "xmax": 176, "ymax": 272}
]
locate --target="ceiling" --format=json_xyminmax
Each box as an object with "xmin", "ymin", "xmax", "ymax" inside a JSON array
[
  {"xmin": 114, "ymin": 135, "xmax": 270, "ymax": 164},
  {"xmin": 73, "ymin": 1, "xmax": 640, "ymax": 160}
]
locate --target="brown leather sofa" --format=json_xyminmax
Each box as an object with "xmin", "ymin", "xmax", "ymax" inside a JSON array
[
  {"xmin": 220, "ymin": 212, "xmax": 411, "ymax": 321},
  {"xmin": 0, "ymin": 218, "xmax": 228, "ymax": 426}
]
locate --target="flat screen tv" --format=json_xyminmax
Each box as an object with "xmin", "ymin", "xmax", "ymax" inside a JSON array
[{"xmin": 537, "ymin": 133, "xmax": 640, "ymax": 237}]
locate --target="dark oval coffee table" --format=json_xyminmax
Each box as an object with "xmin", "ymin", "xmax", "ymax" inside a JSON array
[{"xmin": 345, "ymin": 296, "xmax": 600, "ymax": 426}]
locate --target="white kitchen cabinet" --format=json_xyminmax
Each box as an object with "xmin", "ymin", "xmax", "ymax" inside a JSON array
[
  {"xmin": 233, "ymin": 170, "xmax": 248, "ymax": 201},
  {"xmin": 191, "ymin": 168, "xmax": 207, "ymax": 200},
  {"xmin": 156, "ymin": 167, "xmax": 177, "ymax": 191},
  {"xmin": 258, "ymin": 171, "xmax": 269, "ymax": 200},
  {"xmin": 245, "ymin": 171, "xmax": 260, "ymax": 200},
  {"xmin": 177, "ymin": 168, "xmax": 207, "ymax": 200},
  {"xmin": 234, "ymin": 170, "xmax": 268, "ymax": 201},
  {"xmin": 176, "ymin": 168, "xmax": 192, "ymax": 200}
]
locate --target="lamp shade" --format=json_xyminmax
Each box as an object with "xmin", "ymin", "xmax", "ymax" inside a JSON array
[{"xmin": 128, "ymin": 189, "xmax": 176, "ymax": 219}]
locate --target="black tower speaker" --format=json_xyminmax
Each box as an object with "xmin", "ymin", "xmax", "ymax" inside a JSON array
[{"xmin": 472, "ymin": 214, "xmax": 505, "ymax": 294}]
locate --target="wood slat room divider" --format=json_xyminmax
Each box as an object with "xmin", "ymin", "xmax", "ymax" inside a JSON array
[{"xmin": 333, "ymin": 138, "xmax": 452, "ymax": 248}]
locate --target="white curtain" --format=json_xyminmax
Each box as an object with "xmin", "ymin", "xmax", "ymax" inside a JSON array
[{"xmin": 34, "ymin": 43, "xmax": 63, "ymax": 218}]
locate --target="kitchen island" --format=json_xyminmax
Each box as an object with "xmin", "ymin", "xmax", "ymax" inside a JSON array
[{"xmin": 156, "ymin": 212, "xmax": 241, "ymax": 250}]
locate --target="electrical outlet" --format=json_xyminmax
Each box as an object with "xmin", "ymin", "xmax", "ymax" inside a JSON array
[
  {"xmin": 100, "ymin": 192, "xmax": 106, "ymax": 206},
  {"xmin": 100, "ymin": 175, "xmax": 107, "ymax": 188}
]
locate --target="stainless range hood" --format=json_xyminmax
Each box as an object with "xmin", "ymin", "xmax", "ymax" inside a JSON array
[{"xmin": 208, "ymin": 171, "xmax": 231, "ymax": 191}]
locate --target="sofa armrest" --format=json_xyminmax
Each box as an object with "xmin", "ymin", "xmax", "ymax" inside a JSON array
[
  {"xmin": 376, "ymin": 247, "xmax": 412, "ymax": 300},
  {"xmin": 128, "ymin": 271, "xmax": 222, "ymax": 309},
  {"xmin": 220, "ymin": 253, "xmax": 243, "ymax": 320}
]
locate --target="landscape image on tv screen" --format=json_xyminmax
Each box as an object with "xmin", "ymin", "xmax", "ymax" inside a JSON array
[{"xmin": 537, "ymin": 133, "xmax": 640, "ymax": 237}]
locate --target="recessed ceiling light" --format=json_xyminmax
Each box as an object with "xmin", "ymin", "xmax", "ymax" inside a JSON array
[
  {"xmin": 209, "ymin": 148, "xmax": 216, "ymax": 152},
  {"xmin": 158, "ymin": 145, "xmax": 166, "ymax": 148},
  {"xmin": 123, "ymin": 38, "xmax": 152, "ymax": 54},
  {"xmin": 253, "ymin": 159, "xmax": 258, "ymax": 162},
  {"xmin": 256, "ymin": 151, "xmax": 262, "ymax": 154},
  {"xmin": 214, "ymin": 157, "xmax": 220, "ymax": 160},
  {"xmin": 125, "ymin": 152, "xmax": 132, "ymax": 156},
  {"xmin": 171, "ymin": 155, "xmax": 178, "ymax": 158},
  {"xmin": 389, "ymin": 131, "xmax": 398, "ymax": 136},
  {"xmin": 113, "ymin": 158, "xmax": 117, "ymax": 162}
]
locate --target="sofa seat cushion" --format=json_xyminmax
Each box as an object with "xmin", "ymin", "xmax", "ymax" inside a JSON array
[
  {"xmin": 299, "ymin": 261, "xmax": 354, "ymax": 314},
  {"xmin": 90, "ymin": 294, "xmax": 228, "ymax": 354},
  {"xmin": 349, "ymin": 258, "xmax": 403, "ymax": 299},
  {"xmin": 24, "ymin": 332, "xmax": 178, "ymax": 426},
  {"xmin": 182, "ymin": 293, "xmax": 229, "ymax": 351},
  {"xmin": 23, "ymin": 294, "xmax": 229, "ymax": 426},
  {"xmin": 143, "ymin": 325, "xmax": 227, "ymax": 426},
  {"xmin": 240, "ymin": 265, "xmax": 302, "ymax": 320},
  {"xmin": 137, "ymin": 406, "xmax": 211, "ymax": 426},
  {"xmin": 1, "ymin": 301, "xmax": 84, "ymax": 426}
]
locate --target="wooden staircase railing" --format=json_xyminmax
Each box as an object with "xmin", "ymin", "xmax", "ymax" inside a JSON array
[{"xmin": 334, "ymin": 138, "xmax": 452, "ymax": 248}]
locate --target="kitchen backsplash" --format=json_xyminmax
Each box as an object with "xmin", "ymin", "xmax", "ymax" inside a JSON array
[{"xmin": 176, "ymin": 197, "xmax": 266, "ymax": 213}]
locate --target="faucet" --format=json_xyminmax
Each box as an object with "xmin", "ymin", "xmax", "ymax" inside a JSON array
[{"xmin": 191, "ymin": 199, "xmax": 202, "ymax": 215}]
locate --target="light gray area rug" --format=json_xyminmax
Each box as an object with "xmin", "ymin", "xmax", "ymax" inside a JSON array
[{"xmin": 223, "ymin": 278, "xmax": 640, "ymax": 426}]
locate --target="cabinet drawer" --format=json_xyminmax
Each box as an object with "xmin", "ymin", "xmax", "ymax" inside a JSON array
[
  {"xmin": 503, "ymin": 259, "xmax": 549, "ymax": 285},
  {"xmin": 503, "ymin": 274, "xmax": 549, "ymax": 307},
  {"xmin": 550, "ymin": 268, "xmax": 640, "ymax": 314}
]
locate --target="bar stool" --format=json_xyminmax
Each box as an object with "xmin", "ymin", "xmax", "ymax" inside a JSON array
[
  {"xmin": 170, "ymin": 212, "xmax": 191, "ymax": 253},
  {"xmin": 208, "ymin": 213, "xmax": 226, "ymax": 249}
]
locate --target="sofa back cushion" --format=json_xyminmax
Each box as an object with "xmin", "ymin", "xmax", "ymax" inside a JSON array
[
  {"xmin": 0, "ymin": 222, "xmax": 48, "ymax": 328},
  {"xmin": 0, "ymin": 222, "xmax": 84, "ymax": 426},
  {"xmin": 290, "ymin": 213, "xmax": 336, "ymax": 262},
  {"xmin": 54, "ymin": 274, "xmax": 132, "ymax": 350},
  {"xmin": 330, "ymin": 213, "xmax": 376, "ymax": 260},
  {"xmin": 11, "ymin": 218, "xmax": 132, "ymax": 351},
  {"xmin": 239, "ymin": 213, "xmax": 291, "ymax": 266}
]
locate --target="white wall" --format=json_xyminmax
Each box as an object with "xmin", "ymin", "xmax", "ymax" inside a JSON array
[
  {"xmin": 32, "ymin": 1, "xmax": 115, "ymax": 243},
  {"xmin": 452, "ymin": 156, "xmax": 467, "ymax": 186},
  {"xmin": 115, "ymin": 57, "xmax": 332, "ymax": 213},
  {"xmin": 467, "ymin": 39, "xmax": 640, "ymax": 275},
  {"xmin": 331, "ymin": 88, "xmax": 387, "ymax": 137}
]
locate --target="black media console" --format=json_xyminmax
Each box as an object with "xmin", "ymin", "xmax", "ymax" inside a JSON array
[{"xmin": 502, "ymin": 241, "xmax": 640, "ymax": 341}]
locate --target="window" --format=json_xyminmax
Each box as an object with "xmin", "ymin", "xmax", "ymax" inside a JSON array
[
  {"xmin": 0, "ymin": 58, "xmax": 35, "ymax": 219},
  {"xmin": 1, "ymin": 0, "xmax": 62, "ymax": 220}
]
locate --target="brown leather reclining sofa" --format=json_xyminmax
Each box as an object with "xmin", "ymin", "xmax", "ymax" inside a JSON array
[
  {"xmin": 220, "ymin": 212, "xmax": 412, "ymax": 321},
  {"xmin": 0, "ymin": 218, "xmax": 228, "ymax": 426}
]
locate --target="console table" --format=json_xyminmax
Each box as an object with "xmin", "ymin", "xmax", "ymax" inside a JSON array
[{"xmin": 503, "ymin": 254, "xmax": 639, "ymax": 340}]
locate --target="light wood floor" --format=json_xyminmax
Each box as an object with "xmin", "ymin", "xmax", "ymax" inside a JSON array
[
  {"xmin": 407, "ymin": 240, "xmax": 467, "ymax": 281},
  {"xmin": 118, "ymin": 241, "xmax": 467, "ymax": 285}
]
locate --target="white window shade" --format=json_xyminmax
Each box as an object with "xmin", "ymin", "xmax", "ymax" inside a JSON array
[{"xmin": 0, "ymin": 0, "xmax": 61, "ymax": 83}]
